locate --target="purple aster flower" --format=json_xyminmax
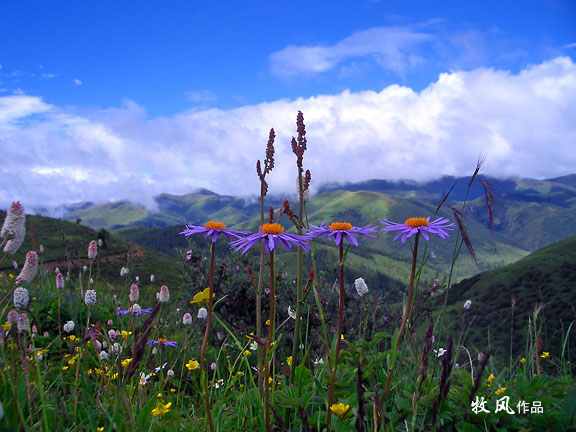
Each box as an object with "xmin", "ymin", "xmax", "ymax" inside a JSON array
[
  {"xmin": 306, "ymin": 221, "xmax": 378, "ymax": 247},
  {"xmin": 230, "ymin": 223, "xmax": 311, "ymax": 255},
  {"xmin": 381, "ymin": 217, "xmax": 455, "ymax": 243},
  {"xmin": 180, "ymin": 221, "xmax": 250, "ymax": 243},
  {"xmin": 146, "ymin": 338, "xmax": 178, "ymax": 347},
  {"xmin": 116, "ymin": 306, "xmax": 153, "ymax": 317}
]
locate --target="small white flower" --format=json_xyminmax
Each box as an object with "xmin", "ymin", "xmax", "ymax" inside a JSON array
[
  {"xmin": 463, "ymin": 300, "xmax": 472, "ymax": 310},
  {"xmin": 214, "ymin": 378, "xmax": 224, "ymax": 389},
  {"xmin": 287, "ymin": 306, "xmax": 296, "ymax": 320},
  {"xmin": 82, "ymin": 265, "xmax": 88, "ymax": 273},
  {"xmin": 120, "ymin": 267, "xmax": 128, "ymax": 277},
  {"xmin": 197, "ymin": 308, "xmax": 208, "ymax": 319},
  {"xmin": 139, "ymin": 372, "xmax": 151, "ymax": 386},
  {"xmin": 354, "ymin": 278, "xmax": 369, "ymax": 297},
  {"xmin": 435, "ymin": 348, "xmax": 447, "ymax": 357},
  {"xmin": 167, "ymin": 369, "xmax": 175, "ymax": 377},
  {"xmin": 154, "ymin": 362, "xmax": 168, "ymax": 373},
  {"xmin": 131, "ymin": 304, "xmax": 142, "ymax": 315},
  {"xmin": 99, "ymin": 351, "xmax": 109, "ymax": 361},
  {"xmin": 249, "ymin": 341, "xmax": 258, "ymax": 351},
  {"xmin": 313, "ymin": 358, "xmax": 324, "ymax": 365},
  {"xmin": 150, "ymin": 274, "xmax": 155, "ymax": 282}
]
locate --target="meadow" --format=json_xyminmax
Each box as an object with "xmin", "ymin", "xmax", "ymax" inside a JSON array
[{"xmin": 0, "ymin": 112, "xmax": 574, "ymax": 431}]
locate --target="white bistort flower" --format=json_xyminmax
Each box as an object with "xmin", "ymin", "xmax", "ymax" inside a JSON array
[
  {"xmin": 13, "ymin": 287, "xmax": 29, "ymax": 309},
  {"xmin": 63, "ymin": 320, "xmax": 75, "ymax": 333},
  {"xmin": 197, "ymin": 308, "xmax": 208, "ymax": 319},
  {"xmin": 16, "ymin": 251, "xmax": 38, "ymax": 285},
  {"xmin": 84, "ymin": 289, "xmax": 97, "ymax": 306},
  {"xmin": 354, "ymin": 277, "xmax": 369, "ymax": 297}
]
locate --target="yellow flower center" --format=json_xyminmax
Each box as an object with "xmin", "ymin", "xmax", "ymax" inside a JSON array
[
  {"xmin": 329, "ymin": 222, "xmax": 353, "ymax": 231},
  {"xmin": 157, "ymin": 338, "xmax": 167, "ymax": 343},
  {"xmin": 204, "ymin": 221, "xmax": 226, "ymax": 230},
  {"xmin": 405, "ymin": 217, "xmax": 429, "ymax": 228},
  {"xmin": 261, "ymin": 223, "xmax": 285, "ymax": 234}
]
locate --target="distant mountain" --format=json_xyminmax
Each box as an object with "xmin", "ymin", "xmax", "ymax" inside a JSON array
[
  {"xmin": 435, "ymin": 236, "xmax": 576, "ymax": 364},
  {"xmin": 62, "ymin": 174, "xmax": 576, "ymax": 252}
]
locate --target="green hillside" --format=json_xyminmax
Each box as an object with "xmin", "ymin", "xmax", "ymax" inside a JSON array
[
  {"xmin": 434, "ymin": 236, "xmax": 576, "ymax": 365},
  {"xmin": 0, "ymin": 212, "xmax": 183, "ymax": 290}
]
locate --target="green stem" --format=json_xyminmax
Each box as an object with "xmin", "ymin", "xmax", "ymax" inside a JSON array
[
  {"xmin": 379, "ymin": 233, "xmax": 420, "ymax": 419},
  {"xmin": 200, "ymin": 243, "xmax": 215, "ymax": 432},
  {"xmin": 264, "ymin": 250, "xmax": 276, "ymax": 432},
  {"xmin": 290, "ymin": 173, "xmax": 305, "ymax": 382},
  {"xmin": 327, "ymin": 242, "xmax": 345, "ymax": 431}
]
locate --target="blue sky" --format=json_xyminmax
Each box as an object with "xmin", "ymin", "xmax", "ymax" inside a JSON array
[{"xmin": 1, "ymin": 0, "xmax": 575, "ymax": 211}]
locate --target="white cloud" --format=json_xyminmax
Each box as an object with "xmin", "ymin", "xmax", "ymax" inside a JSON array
[
  {"xmin": 0, "ymin": 57, "xmax": 575, "ymax": 212},
  {"xmin": 270, "ymin": 25, "xmax": 435, "ymax": 77},
  {"xmin": 73, "ymin": 79, "xmax": 83, "ymax": 86}
]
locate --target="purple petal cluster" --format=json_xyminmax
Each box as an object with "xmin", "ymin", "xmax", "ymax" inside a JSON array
[
  {"xmin": 180, "ymin": 222, "xmax": 250, "ymax": 244},
  {"xmin": 146, "ymin": 339, "xmax": 179, "ymax": 347},
  {"xmin": 116, "ymin": 307, "xmax": 153, "ymax": 317},
  {"xmin": 306, "ymin": 221, "xmax": 378, "ymax": 246},
  {"xmin": 230, "ymin": 223, "xmax": 311, "ymax": 255},
  {"xmin": 380, "ymin": 217, "xmax": 455, "ymax": 243}
]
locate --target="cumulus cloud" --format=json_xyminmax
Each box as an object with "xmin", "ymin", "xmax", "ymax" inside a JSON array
[{"xmin": 0, "ymin": 57, "xmax": 575, "ymax": 212}]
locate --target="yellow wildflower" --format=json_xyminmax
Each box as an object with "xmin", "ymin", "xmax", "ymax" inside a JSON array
[
  {"xmin": 190, "ymin": 287, "xmax": 213, "ymax": 305},
  {"xmin": 244, "ymin": 350, "xmax": 251, "ymax": 356},
  {"xmin": 520, "ymin": 357, "xmax": 526, "ymax": 364},
  {"xmin": 1, "ymin": 322, "xmax": 10, "ymax": 331},
  {"xmin": 121, "ymin": 358, "xmax": 132, "ymax": 368},
  {"xmin": 120, "ymin": 330, "xmax": 132, "ymax": 339},
  {"xmin": 486, "ymin": 373, "xmax": 495, "ymax": 387},
  {"xmin": 97, "ymin": 428, "xmax": 104, "ymax": 432},
  {"xmin": 186, "ymin": 360, "xmax": 199, "ymax": 371},
  {"xmin": 495, "ymin": 387, "xmax": 507, "ymax": 395},
  {"xmin": 541, "ymin": 352, "xmax": 550, "ymax": 359},
  {"xmin": 330, "ymin": 403, "xmax": 350, "ymax": 417},
  {"xmin": 286, "ymin": 356, "xmax": 292, "ymax": 366},
  {"xmin": 151, "ymin": 401, "xmax": 172, "ymax": 417}
]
